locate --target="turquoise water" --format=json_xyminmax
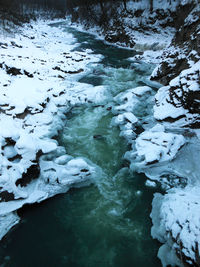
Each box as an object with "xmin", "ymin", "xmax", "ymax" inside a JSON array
[{"xmin": 0, "ymin": 23, "xmax": 161, "ymax": 267}]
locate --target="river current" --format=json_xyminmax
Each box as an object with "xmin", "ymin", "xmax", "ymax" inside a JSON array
[{"xmin": 0, "ymin": 23, "xmax": 161, "ymax": 267}]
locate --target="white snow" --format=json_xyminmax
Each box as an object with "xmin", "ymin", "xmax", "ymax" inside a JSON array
[
  {"xmin": 151, "ymin": 186, "xmax": 200, "ymax": 266},
  {"xmin": 145, "ymin": 179, "xmax": 157, "ymax": 188},
  {"xmin": 113, "ymin": 86, "xmax": 152, "ymax": 114},
  {"xmin": 0, "ymin": 19, "xmax": 104, "ymax": 239},
  {"xmin": 134, "ymin": 128, "xmax": 185, "ymax": 165}
]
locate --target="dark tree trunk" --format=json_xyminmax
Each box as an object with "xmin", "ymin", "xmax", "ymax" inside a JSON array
[
  {"xmin": 150, "ymin": 0, "xmax": 153, "ymax": 13},
  {"xmin": 123, "ymin": 0, "xmax": 127, "ymax": 11}
]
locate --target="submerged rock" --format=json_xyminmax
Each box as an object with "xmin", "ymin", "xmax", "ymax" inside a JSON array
[{"xmin": 93, "ymin": 134, "xmax": 104, "ymax": 140}]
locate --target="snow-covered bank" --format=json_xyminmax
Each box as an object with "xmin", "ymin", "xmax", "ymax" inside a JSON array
[
  {"xmin": 0, "ymin": 20, "xmax": 107, "ymax": 239},
  {"xmin": 112, "ymin": 70, "xmax": 200, "ymax": 266},
  {"xmin": 149, "ymin": 4, "xmax": 200, "ymax": 266}
]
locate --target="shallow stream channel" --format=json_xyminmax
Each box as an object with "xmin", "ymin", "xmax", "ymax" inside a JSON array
[{"xmin": 0, "ymin": 23, "xmax": 162, "ymax": 267}]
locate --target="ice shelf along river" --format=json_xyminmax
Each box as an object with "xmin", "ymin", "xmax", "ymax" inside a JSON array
[{"xmin": 0, "ymin": 22, "xmax": 162, "ymax": 267}]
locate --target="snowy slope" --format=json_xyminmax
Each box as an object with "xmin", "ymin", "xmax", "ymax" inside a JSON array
[{"xmin": 0, "ymin": 20, "xmax": 107, "ymax": 239}]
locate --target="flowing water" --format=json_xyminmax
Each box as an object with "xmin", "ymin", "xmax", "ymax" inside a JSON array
[{"xmin": 0, "ymin": 23, "xmax": 161, "ymax": 267}]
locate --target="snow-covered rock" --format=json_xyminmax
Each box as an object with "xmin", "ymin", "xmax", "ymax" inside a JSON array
[
  {"xmin": 124, "ymin": 124, "xmax": 186, "ymax": 178},
  {"xmin": 134, "ymin": 128, "xmax": 185, "ymax": 165},
  {"xmin": 154, "ymin": 61, "xmax": 200, "ymax": 128},
  {"xmin": 151, "ymin": 187, "xmax": 200, "ymax": 267},
  {"xmin": 111, "ymin": 85, "xmax": 154, "ymax": 142},
  {"xmin": 147, "ymin": 3, "xmax": 200, "ymax": 266},
  {"xmin": 151, "ymin": 2, "xmax": 200, "ymax": 85}
]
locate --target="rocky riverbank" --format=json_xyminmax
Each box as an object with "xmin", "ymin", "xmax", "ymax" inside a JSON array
[
  {"xmin": 69, "ymin": 1, "xmax": 200, "ymax": 266},
  {"xmin": 0, "ymin": 20, "xmax": 107, "ymax": 239}
]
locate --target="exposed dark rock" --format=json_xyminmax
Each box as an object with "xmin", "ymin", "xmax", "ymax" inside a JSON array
[
  {"xmin": 53, "ymin": 66, "xmax": 84, "ymax": 74},
  {"xmin": 173, "ymin": 234, "xmax": 200, "ymax": 267},
  {"xmin": 80, "ymin": 169, "xmax": 89, "ymax": 172},
  {"xmin": 14, "ymin": 107, "xmax": 31, "ymax": 119},
  {"xmin": 0, "ymin": 191, "xmax": 15, "ymax": 202},
  {"xmin": 159, "ymin": 115, "xmax": 186, "ymax": 123},
  {"xmin": 93, "ymin": 134, "xmax": 103, "ymax": 140},
  {"xmin": 59, "ymin": 91, "xmax": 65, "ymax": 96},
  {"xmin": 15, "ymin": 163, "xmax": 40, "ymax": 187},
  {"xmin": 134, "ymin": 125, "xmax": 144, "ymax": 135},
  {"xmin": 8, "ymin": 154, "xmax": 22, "ymax": 162},
  {"xmin": 146, "ymin": 159, "xmax": 159, "ymax": 165},
  {"xmin": 15, "ymin": 150, "xmax": 42, "ymax": 187},
  {"xmin": 151, "ymin": 4, "xmax": 200, "ymax": 85},
  {"xmin": 0, "ymin": 42, "xmax": 8, "ymax": 49},
  {"xmin": 6, "ymin": 66, "xmax": 22, "ymax": 76},
  {"xmin": 67, "ymin": 69, "xmax": 84, "ymax": 74},
  {"xmin": 11, "ymin": 41, "xmax": 22, "ymax": 48},
  {"xmin": 160, "ymin": 173, "xmax": 188, "ymax": 189},
  {"xmin": 155, "ymin": 66, "xmax": 200, "ymax": 128},
  {"xmin": 0, "ymin": 62, "xmax": 33, "ymax": 77},
  {"xmin": 151, "ymin": 57, "xmax": 189, "ymax": 85},
  {"xmin": 53, "ymin": 66, "xmax": 62, "ymax": 71},
  {"xmin": 40, "ymin": 97, "xmax": 50, "ymax": 109},
  {"xmin": 105, "ymin": 30, "xmax": 135, "ymax": 48},
  {"xmin": 24, "ymin": 70, "xmax": 34, "ymax": 78},
  {"xmin": 4, "ymin": 138, "xmax": 16, "ymax": 146}
]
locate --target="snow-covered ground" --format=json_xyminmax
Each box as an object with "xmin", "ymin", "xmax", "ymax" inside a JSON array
[
  {"xmin": 0, "ymin": 20, "xmax": 109, "ymax": 239},
  {"xmin": 0, "ymin": 1, "xmax": 199, "ymax": 265}
]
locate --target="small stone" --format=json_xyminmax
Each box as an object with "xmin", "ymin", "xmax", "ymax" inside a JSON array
[{"xmin": 93, "ymin": 135, "xmax": 103, "ymax": 140}]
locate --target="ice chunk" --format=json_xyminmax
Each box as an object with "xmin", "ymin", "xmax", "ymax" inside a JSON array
[
  {"xmin": 145, "ymin": 180, "xmax": 156, "ymax": 187},
  {"xmin": 135, "ymin": 130, "xmax": 185, "ymax": 165}
]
